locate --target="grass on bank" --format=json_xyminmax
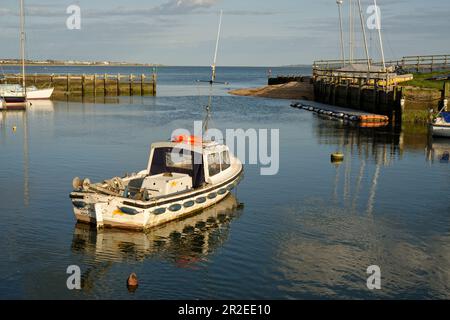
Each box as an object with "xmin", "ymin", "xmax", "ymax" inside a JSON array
[{"xmin": 402, "ymin": 70, "xmax": 449, "ymax": 90}]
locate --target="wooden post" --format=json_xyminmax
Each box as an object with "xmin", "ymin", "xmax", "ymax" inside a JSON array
[
  {"xmin": 66, "ymin": 74, "xmax": 70, "ymax": 94},
  {"xmin": 431, "ymin": 56, "xmax": 434, "ymax": 73},
  {"xmin": 117, "ymin": 73, "xmax": 120, "ymax": 96},
  {"xmin": 416, "ymin": 56, "xmax": 420, "ymax": 73},
  {"xmin": 104, "ymin": 74, "xmax": 107, "ymax": 96},
  {"xmin": 373, "ymin": 80, "xmax": 378, "ymax": 113},
  {"xmin": 50, "ymin": 74, "xmax": 54, "ymax": 88},
  {"xmin": 81, "ymin": 74, "xmax": 85, "ymax": 96},
  {"xmin": 129, "ymin": 74, "xmax": 133, "ymax": 96},
  {"xmin": 152, "ymin": 72, "xmax": 157, "ymax": 96},
  {"xmin": 444, "ymin": 82, "xmax": 450, "ymax": 111},
  {"xmin": 141, "ymin": 74, "xmax": 145, "ymax": 96},
  {"xmin": 444, "ymin": 81, "xmax": 450, "ymax": 98},
  {"xmin": 345, "ymin": 81, "xmax": 350, "ymax": 107},
  {"xmin": 93, "ymin": 74, "xmax": 97, "ymax": 95},
  {"xmin": 357, "ymin": 78, "xmax": 362, "ymax": 110},
  {"xmin": 34, "ymin": 73, "xmax": 37, "ymax": 85}
]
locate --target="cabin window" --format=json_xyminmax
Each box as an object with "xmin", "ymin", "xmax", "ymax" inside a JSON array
[
  {"xmin": 165, "ymin": 150, "xmax": 193, "ymax": 170},
  {"xmin": 208, "ymin": 153, "xmax": 221, "ymax": 177},
  {"xmin": 221, "ymin": 151, "xmax": 230, "ymax": 170}
]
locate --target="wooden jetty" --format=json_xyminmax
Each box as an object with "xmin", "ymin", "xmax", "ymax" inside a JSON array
[
  {"xmin": 311, "ymin": 54, "xmax": 450, "ymax": 123},
  {"xmin": 1, "ymin": 73, "xmax": 157, "ymax": 99}
]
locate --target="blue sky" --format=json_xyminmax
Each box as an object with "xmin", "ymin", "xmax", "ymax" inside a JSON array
[{"xmin": 0, "ymin": 0, "xmax": 449, "ymax": 66}]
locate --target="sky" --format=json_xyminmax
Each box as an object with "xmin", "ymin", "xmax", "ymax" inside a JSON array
[{"xmin": 0, "ymin": 0, "xmax": 449, "ymax": 66}]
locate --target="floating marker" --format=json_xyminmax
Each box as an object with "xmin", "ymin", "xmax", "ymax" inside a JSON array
[
  {"xmin": 127, "ymin": 273, "xmax": 139, "ymax": 292},
  {"xmin": 331, "ymin": 152, "xmax": 344, "ymax": 163}
]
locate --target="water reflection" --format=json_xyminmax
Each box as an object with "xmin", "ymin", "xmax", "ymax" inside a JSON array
[
  {"xmin": 427, "ymin": 137, "xmax": 450, "ymax": 164},
  {"xmin": 0, "ymin": 110, "xmax": 30, "ymax": 206},
  {"xmin": 275, "ymin": 202, "xmax": 450, "ymax": 298},
  {"xmin": 29, "ymin": 100, "xmax": 55, "ymax": 112},
  {"xmin": 71, "ymin": 194, "xmax": 242, "ymax": 265}
]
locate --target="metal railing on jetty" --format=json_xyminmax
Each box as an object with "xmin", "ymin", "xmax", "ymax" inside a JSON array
[
  {"xmin": 313, "ymin": 54, "xmax": 450, "ymax": 78},
  {"xmin": 1, "ymin": 73, "xmax": 157, "ymax": 98},
  {"xmin": 386, "ymin": 55, "xmax": 450, "ymax": 73}
]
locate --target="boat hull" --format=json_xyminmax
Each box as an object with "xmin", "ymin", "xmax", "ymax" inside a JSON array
[
  {"xmin": 0, "ymin": 96, "xmax": 28, "ymax": 110},
  {"xmin": 431, "ymin": 124, "xmax": 450, "ymax": 138},
  {"xmin": 27, "ymin": 88, "xmax": 54, "ymax": 100},
  {"xmin": 70, "ymin": 167, "xmax": 243, "ymax": 231}
]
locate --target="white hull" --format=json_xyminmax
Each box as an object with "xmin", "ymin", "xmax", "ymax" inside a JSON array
[
  {"xmin": 71, "ymin": 167, "xmax": 242, "ymax": 231},
  {"xmin": 431, "ymin": 119, "xmax": 450, "ymax": 138},
  {"xmin": 26, "ymin": 87, "xmax": 54, "ymax": 100},
  {"xmin": 432, "ymin": 127, "xmax": 450, "ymax": 138}
]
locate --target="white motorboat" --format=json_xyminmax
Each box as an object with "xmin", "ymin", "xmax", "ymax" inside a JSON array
[
  {"xmin": 70, "ymin": 137, "xmax": 243, "ymax": 230},
  {"xmin": 431, "ymin": 112, "xmax": 450, "ymax": 138}
]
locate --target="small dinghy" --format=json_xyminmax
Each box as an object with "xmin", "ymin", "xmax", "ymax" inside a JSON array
[
  {"xmin": 431, "ymin": 112, "xmax": 450, "ymax": 138},
  {"xmin": 70, "ymin": 137, "xmax": 243, "ymax": 230}
]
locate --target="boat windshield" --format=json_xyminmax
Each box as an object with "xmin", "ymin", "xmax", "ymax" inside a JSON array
[{"xmin": 150, "ymin": 147, "xmax": 205, "ymax": 188}]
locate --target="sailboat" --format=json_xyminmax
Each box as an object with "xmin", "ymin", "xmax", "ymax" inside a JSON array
[
  {"xmin": 69, "ymin": 10, "xmax": 243, "ymax": 231},
  {"xmin": 0, "ymin": 0, "xmax": 53, "ymax": 109},
  {"xmin": 0, "ymin": 0, "xmax": 27, "ymax": 110}
]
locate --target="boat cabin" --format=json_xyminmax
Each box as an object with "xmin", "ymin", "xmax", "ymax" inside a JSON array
[{"xmin": 126, "ymin": 140, "xmax": 234, "ymax": 199}]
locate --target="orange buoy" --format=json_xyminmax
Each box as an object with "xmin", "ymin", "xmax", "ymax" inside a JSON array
[{"xmin": 127, "ymin": 273, "xmax": 139, "ymax": 291}]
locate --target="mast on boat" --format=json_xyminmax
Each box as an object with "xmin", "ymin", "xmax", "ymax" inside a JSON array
[
  {"xmin": 356, "ymin": 0, "xmax": 371, "ymax": 76},
  {"xmin": 349, "ymin": 0, "xmax": 354, "ymax": 63},
  {"xmin": 373, "ymin": 0, "xmax": 386, "ymax": 72},
  {"xmin": 203, "ymin": 10, "xmax": 225, "ymax": 135},
  {"xmin": 19, "ymin": 0, "xmax": 26, "ymax": 94},
  {"xmin": 336, "ymin": 1, "xmax": 346, "ymax": 66},
  {"xmin": 211, "ymin": 10, "xmax": 223, "ymax": 84}
]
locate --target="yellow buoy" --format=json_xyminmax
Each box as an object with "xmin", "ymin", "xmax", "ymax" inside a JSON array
[
  {"xmin": 331, "ymin": 152, "xmax": 344, "ymax": 163},
  {"xmin": 12, "ymin": 126, "xmax": 17, "ymax": 132}
]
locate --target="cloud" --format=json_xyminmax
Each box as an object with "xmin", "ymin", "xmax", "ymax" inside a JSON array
[{"xmin": 155, "ymin": 0, "xmax": 219, "ymax": 14}]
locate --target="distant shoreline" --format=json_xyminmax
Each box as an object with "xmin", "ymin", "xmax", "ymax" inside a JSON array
[{"xmin": 0, "ymin": 63, "xmax": 162, "ymax": 67}]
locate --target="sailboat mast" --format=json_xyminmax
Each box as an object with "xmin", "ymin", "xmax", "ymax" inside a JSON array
[
  {"xmin": 211, "ymin": 10, "xmax": 223, "ymax": 83},
  {"xmin": 357, "ymin": 0, "xmax": 371, "ymax": 75},
  {"xmin": 20, "ymin": 0, "xmax": 26, "ymax": 91},
  {"xmin": 336, "ymin": 1, "xmax": 345, "ymax": 66},
  {"xmin": 373, "ymin": 0, "xmax": 386, "ymax": 72},
  {"xmin": 349, "ymin": 0, "xmax": 354, "ymax": 63}
]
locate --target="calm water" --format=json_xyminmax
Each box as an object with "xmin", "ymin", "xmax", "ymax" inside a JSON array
[{"xmin": 0, "ymin": 67, "xmax": 449, "ymax": 299}]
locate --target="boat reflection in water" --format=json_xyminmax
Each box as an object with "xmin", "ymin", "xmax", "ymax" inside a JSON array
[
  {"xmin": 427, "ymin": 137, "xmax": 450, "ymax": 164},
  {"xmin": 28, "ymin": 100, "xmax": 55, "ymax": 113},
  {"xmin": 71, "ymin": 194, "xmax": 243, "ymax": 267}
]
